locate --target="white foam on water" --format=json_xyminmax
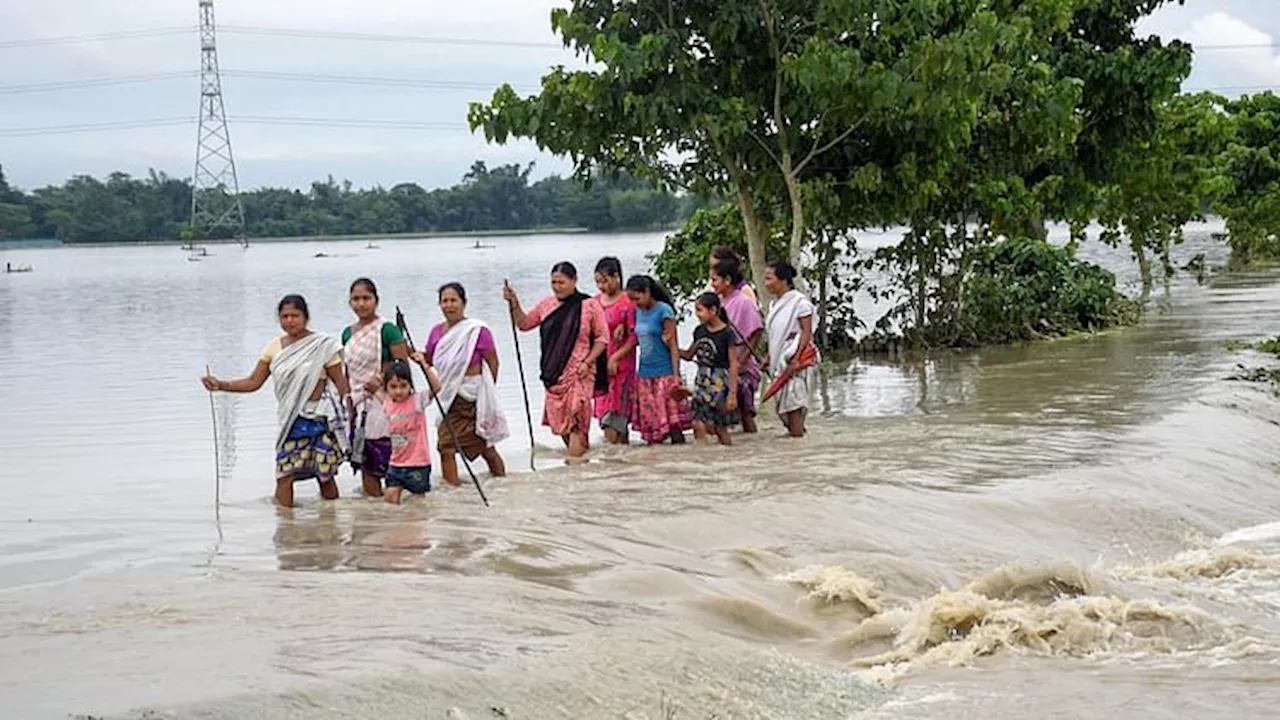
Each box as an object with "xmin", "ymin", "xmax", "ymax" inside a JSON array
[{"xmin": 1219, "ymin": 522, "xmax": 1280, "ymax": 547}]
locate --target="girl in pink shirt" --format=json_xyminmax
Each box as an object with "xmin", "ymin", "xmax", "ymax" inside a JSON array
[{"xmin": 376, "ymin": 357, "xmax": 440, "ymax": 504}]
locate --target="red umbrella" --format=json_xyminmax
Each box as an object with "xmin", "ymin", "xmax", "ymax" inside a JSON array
[{"xmin": 762, "ymin": 343, "xmax": 819, "ymax": 403}]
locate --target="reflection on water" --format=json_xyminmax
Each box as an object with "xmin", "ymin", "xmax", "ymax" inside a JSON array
[{"xmin": 6, "ymin": 224, "xmax": 1280, "ymax": 719}]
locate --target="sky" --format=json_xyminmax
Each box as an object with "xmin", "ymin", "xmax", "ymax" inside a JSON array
[{"xmin": 0, "ymin": 0, "xmax": 1276, "ymax": 193}]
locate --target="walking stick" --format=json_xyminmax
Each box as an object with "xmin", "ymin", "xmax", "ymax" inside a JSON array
[
  {"xmin": 205, "ymin": 364, "xmax": 223, "ymax": 541},
  {"xmin": 395, "ymin": 306, "xmax": 490, "ymax": 507},
  {"xmin": 504, "ymin": 280, "xmax": 537, "ymax": 472}
]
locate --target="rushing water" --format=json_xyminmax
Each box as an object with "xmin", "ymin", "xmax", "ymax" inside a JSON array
[{"xmin": 2, "ymin": 226, "xmax": 1279, "ymax": 719}]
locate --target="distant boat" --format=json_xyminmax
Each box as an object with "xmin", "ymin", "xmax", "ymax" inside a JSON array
[
  {"xmin": 366, "ymin": 241, "xmax": 380, "ymax": 250},
  {"xmin": 472, "ymin": 240, "xmax": 495, "ymax": 249},
  {"xmin": 4, "ymin": 262, "xmax": 33, "ymax": 273}
]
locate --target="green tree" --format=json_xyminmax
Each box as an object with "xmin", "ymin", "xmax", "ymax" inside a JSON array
[{"xmin": 1217, "ymin": 91, "xmax": 1280, "ymax": 265}]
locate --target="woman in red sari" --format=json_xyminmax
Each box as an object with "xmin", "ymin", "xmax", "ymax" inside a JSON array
[{"xmin": 503, "ymin": 262, "xmax": 609, "ymax": 460}]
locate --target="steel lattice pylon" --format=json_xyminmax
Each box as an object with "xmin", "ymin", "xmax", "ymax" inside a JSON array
[{"xmin": 190, "ymin": 0, "xmax": 247, "ymax": 247}]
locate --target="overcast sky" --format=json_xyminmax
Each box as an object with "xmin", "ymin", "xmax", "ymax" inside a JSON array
[{"xmin": 0, "ymin": 0, "xmax": 1276, "ymax": 192}]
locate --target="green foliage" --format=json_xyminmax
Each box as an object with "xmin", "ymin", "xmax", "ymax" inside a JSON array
[
  {"xmin": 650, "ymin": 204, "xmax": 786, "ymax": 301},
  {"xmin": 0, "ymin": 162, "xmax": 687, "ymax": 242},
  {"xmin": 1217, "ymin": 92, "xmax": 1280, "ymax": 265},
  {"xmin": 1096, "ymin": 92, "xmax": 1232, "ymax": 287},
  {"xmin": 957, "ymin": 237, "xmax": 1140, "ymax": 346}
]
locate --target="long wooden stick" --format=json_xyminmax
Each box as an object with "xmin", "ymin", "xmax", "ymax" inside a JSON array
[
  {"xmin": 505, "ymin": 280, "xmax": 537, "ymax": 472},
  {"xmin": 396, "ymin": 306, "xmax": 490, "ymax": 507},
  {"xmin": 205, "ymin": 364, "xmax": 223, "ymax": 540}
]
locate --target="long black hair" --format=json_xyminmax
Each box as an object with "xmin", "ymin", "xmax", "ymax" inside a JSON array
[
  {"xmin": 382, "ymin": 359, "xmax": 415, "ymax": 389},
  {"xmin": 625, "ymin": 274, "xmax": 675, "ymax": 308},
  {"xmin": 278, "ymin": 294, "xmax": 310, "ymax": 319},
  {"xmin": 594, "ymin": 256, "xmax": 622, "ymax": 279},
  {"xmin": 695, "ymin": 292, "xmax": 730, "ymax": 325}
]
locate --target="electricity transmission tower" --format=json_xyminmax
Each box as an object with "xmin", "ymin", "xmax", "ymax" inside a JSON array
[{"xmin": 190, "ymin": 0, "xmax": 247, "ymax": 248}]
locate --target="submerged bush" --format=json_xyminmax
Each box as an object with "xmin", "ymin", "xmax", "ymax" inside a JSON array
[{"xmin": 958, "ymin": 238, "xmax": 1140, "ymax": 346}]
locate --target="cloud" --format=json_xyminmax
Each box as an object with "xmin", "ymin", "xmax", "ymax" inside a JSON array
[{"xmin": 1180, "ymin": 11, "xmax": 1280, "ymax": 91}]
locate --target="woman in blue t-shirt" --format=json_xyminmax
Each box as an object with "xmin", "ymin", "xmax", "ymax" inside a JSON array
[{"xmin": 625, "ymin": 275, "xmax": 691, "ymax": 444}]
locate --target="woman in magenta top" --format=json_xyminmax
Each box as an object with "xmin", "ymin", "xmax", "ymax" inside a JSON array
[
  {"xmin": 503, "ymin": 261, "xmax": 609, "ymax": 461},
  {"xmin": 424, "ymin": 282, "xmax": 509, "ymax": 487},
  {"xmin": 592, "ymin": 257, "xmax": 638, "ymax": 444}
]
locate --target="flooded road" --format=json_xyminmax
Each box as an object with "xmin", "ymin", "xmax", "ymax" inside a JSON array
[{"xmin": 1, "ymin": 225, "xmax": 1278, "ymax": 719}]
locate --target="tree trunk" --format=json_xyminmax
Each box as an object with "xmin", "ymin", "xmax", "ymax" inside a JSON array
[
  {"xmin": 1134, "ymin": 243, "xmax": 1152, "ymax": 291},
  {"xmin": 735, "ymin": 187, "xmax": 769, "ymax": 300},
  {"xmin": 783, "ymin": 167, "xmax": 806, "ymax": 273}
]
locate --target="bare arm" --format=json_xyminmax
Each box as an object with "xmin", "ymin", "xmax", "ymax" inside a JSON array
[
  {"xmin": 326, "ymin": 362, "xmax": 352, "ymax": 398},
  {"xmin": 205, "ymin": 359, "xmax": 270, "ymax": 393},
  {"xmin": 728, "ymin": 336, "xmax": 740, "ymax": 398},
  {"xmin": 663, "ymin": 318, "xmax": 682, "ymax": 380},
  {"xmin": 737, "ymin": 328, "xmax": 763, "ymax": 368},
  {"xmin": 388, "ymin": 340, "xmax": 410, "ymax": 363},
  {"xmin": 484, "ymin": 349, "xmax": 500, "ymax": 382},
  {"xmin": 504, "ymin": 281, "xmax": 532, "ymax": 330}
]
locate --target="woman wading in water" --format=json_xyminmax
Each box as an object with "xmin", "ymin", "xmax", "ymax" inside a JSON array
[
  {"xmin": 503, "ymin": 262, "xmax": 609, "ymax": 461},
  {"xmin": 764, "ymin": 261, "xmax": 818, "ymax": 437},
  {"xmin": 626, "ymin": 275, "xmax": 691, "ymax": 445},
  {"xmin": 592, "ymin": 257, "xmax": 638, "ymax": 444},
  {"xmin": 202, "ymin": 295, "xmax": 352, "ymax": 507},
  {"xmin": 341, "ymin": 278, "xmax": 408, "ymax": 498},
  {"xmin": 424, "ymin": 282, "xmax": 509, "ymax": 485}
]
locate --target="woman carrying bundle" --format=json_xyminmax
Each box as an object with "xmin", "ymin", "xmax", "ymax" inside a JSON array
[
  {"xmin": 424, "ymin": 282, "xmax": 509, "ymax": 485},
  {"xmin": 202, "ymin": 294, "xmax": 352, "ymax": 507}
]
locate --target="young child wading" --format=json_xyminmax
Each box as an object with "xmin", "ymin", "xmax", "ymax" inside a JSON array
[
  {"xmin": 682, "ymin": 293, "xmax": 740, "ymax": 445},
  {"xmin": 376, "ymin": 356, "xmax": 441, "ymax": 504}
]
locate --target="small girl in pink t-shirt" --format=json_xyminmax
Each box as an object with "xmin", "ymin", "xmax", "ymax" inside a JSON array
[{"xmin": 376, "ymin": 356, "xmax": 440, "ymax": 504}]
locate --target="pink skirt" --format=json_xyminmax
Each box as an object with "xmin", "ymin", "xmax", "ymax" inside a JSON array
[
  {"xmin": 594, "ymin": 369, "xmax": 637, "ymax": 420},
  {"xmin": 543, "ymin": 377, "xmax": 593, "ymax": 442},
  {"xmin": 632, "ymin": 375, "xmax": 692, "ymax": 444}
]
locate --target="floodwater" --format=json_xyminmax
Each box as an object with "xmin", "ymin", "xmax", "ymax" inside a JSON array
[{"xmin": 1, "ymin": 225, "xmax": 1279, "ymax": 719}]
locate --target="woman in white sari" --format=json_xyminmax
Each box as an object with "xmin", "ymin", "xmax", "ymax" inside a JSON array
[
  {"xmin": 424, "ymin": 282, "xmax": 509, "ymax": 486},
  {"xmin": 202, "ymin": 294, "xmax": 353, "ymax": 508},
  {"xmin": 764, "ymin": 261, "xmax": 819, "ymax": 437}
]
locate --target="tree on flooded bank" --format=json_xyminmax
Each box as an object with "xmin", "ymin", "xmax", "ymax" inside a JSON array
[
  {"xmin": 467, "ymin": 0, "xmax": 1192, "ymax": 351},
  {"xmin": 1216, "ymin": 92, "xmax": 1280, "ymax": 267},
  {"xmin": 0, "ymin": 161, "xmax": 695, "ymax": 243}
]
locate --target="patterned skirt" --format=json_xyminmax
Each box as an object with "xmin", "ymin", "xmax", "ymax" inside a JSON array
[
  {"xmin": 632, "ymin": 375, "xmax": 692, "ymax": 444},
  {"xmin": 543, "ymin": 377, "xmax": 594, "ymax": 441},
  {"xmin": 692, "ymin": 366, "xmax": 740, "ymax": 428},
  {"xmin": 277, "ymin": 416, "xmax": 343, "ymax": 482}
]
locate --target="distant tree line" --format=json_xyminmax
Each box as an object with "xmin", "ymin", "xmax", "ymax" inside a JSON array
[{"xmin": 0, "ymin": 160, "xmax": 700, "ymax": 243}]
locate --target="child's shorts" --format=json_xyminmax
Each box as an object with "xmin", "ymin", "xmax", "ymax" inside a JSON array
[{"xmin": 385, "ymin": 465, "xmax": 431, "ymax": 494}]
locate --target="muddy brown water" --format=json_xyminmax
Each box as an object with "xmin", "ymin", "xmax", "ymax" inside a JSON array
[{"xmin": 1, "ymin": 225, "xmax": 1278, "ymax": 719}]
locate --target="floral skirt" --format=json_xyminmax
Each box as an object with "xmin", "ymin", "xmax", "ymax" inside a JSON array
[
  {"xmin": 632, "ymin": 375, "xmax": 692, "ymax": 444},
  {"xmin": 277, "ymin": 416, "xmax": 343, "ymax": 483},
  {"xmin": 693, "ymin": 367, "xmax": 740, "ymax": 428},
  {"xmin": 594, "ymin": 370, "xmax": 636, "ymax": 424}
]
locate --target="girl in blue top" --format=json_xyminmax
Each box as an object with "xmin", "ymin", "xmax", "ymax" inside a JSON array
[{"xmin": 625, "ymin": 275, "xmax": 691, "ymax": 444}]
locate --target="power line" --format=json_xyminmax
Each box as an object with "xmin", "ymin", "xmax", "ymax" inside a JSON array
[
  {"xmin": 0, "ymin": 69, "xmax": 534, "ymax": 95},
  {"xmin": 0, "ymin": 72, "xmax": 195, "ymax": 94},
  {"xmin": 216, "ymin": 25, "xmax": 561, "ymax": 49},
  {"xmin": 0, "ymin": 116, "xmax": 471, "ymax": 138},
  {"xmin": 2, "ymin": 25, "xmax": 1277, "ymax": 52},
  {"xmin": 0, "ymin": 27, "xmax": 192, "ymax": 49}
]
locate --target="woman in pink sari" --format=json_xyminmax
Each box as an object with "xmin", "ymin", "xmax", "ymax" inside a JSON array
[
  {"xmin": 711, "ymin": 258, "xmax": 764, "ymax": 433},
  {"xmin": 503, "ymin": 262, "xmax": 609, "ymax": 460},
  {"xmin": 592, "ymin": 257, "xmax": 637, "ymax": 444}
]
